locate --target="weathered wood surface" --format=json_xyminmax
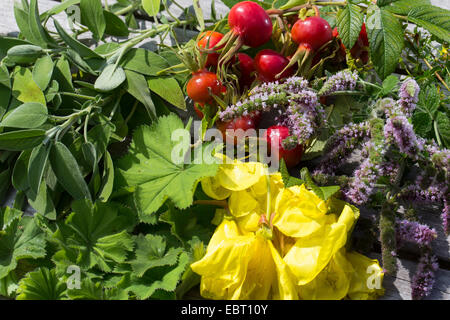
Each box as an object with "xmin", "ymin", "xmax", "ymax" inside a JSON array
[{"xmin": 1, "ymin": 0, "xmax": 449, "ymax": 300}]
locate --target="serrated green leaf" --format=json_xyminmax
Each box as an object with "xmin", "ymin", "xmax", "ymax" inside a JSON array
[
  {"xmin": 381, "ymin": 75, "xmax": 399, "ymax": 95},
  {"xmin": 159, "ymin": 205, "xmax": 215, "ymax": 243},
  {"xmin": 127, "ymin": 252, "xmax": 189, "ymax": 300},
  {"xmin": 366, "ymin": 5, "xmax": 404, "ymax": 79},
  {"xmin": 80, "ymin": 0, "xmax": 106, "ymax": 41},
  {"xmin": 412, "ymin": 111, "xmax": 432, "ymax": 137},
  {"xmin": 0, "ymin": 213, "xmax": 46, "ymax": 279},
  {"xmin": 67, "ymin": 277, "xmax": 128, "ymax": 300},
  {"xmin": 16, "ymin": 268, "xmax": 66, "ymax": 300},
  {"xmin": 384, "ymin": 0, "xmax": 430, "ymax": 15},
  {"xmin": 116, "ymin": 114, "xmax": 219, "ymax": 217},
  {"xmin": 279, "ymin": 159, "xmax": 304, "ymax": 188},
  {"xmin": 319, "ymin": 185, "xmax": 341, "ymax": 201},
  {"xmin": 417, "ymin": 85, "xmax": 439, "ymax": 118},
  {"xmin": 147, "ymin": 77, "xmax": 186, "ymax": 110},
  {"xmin": 408, "ymin": 5, "xmax": 450, "ymax": 43},
  {"xmin": 337, "ymin": 4, "xmax": 364, "ymax": 49},
  {"xmin": 436, "ymin": 112, "xmax": 450, "ymax": 148},
  {"xmin": 300, "ymin": 167, "xmax": 340, "ymax": 200},
  {"xmin": 0, "ymin": 271, "xmax": 19, "ymax": 298},
  {"xmin": 142, "ymin": 0, "xmax": 160, "ymax": 17},
  {"xmin": 49, "ymin": 142, "xmax": 92, "ymax": 201},
  {"xmin": 54, "ymin": 200, "xmax": 135, "ymax": 272},
  {"xmin": 130, "ymin": 234, "xmax": 182, "ymax": 277}
]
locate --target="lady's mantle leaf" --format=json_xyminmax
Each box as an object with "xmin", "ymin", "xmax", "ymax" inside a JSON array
[
  {"xmin": 130, "ymin": 234, "xmax": 183, "ymax": 277},
  {"xmin": 67, "ymin": 278, "xmax": 128, "ymax": 300},
  {"xmin": 53, "ymin": 200, "xmax": 135, "ymax": 272},
  {"xmin": 127, "ymin": 252, "xmax": 190, "ymax": 300},
  {"xmin": 16, "ymin": 268, "xmax": 66, "ymax": 300},
  {"xmin": 116, "ymin": 114, "xmax": 219, "ymax": 217},
  {"xmin": 0, "ymin": 210, "xmax": 46, "ymax": 279},
  {"xmin": 366, "ymin": 5, "xmax": 404, "ymax": 79}
]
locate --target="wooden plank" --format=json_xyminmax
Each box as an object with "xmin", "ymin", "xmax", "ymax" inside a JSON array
[{"xmin": 369, "ymin": 253, "xmax": 450, "ymax": 300}]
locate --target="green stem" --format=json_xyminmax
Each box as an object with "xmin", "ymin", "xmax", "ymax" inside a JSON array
[
  {"xmin": 393, "ymin": 14, "xmax": 408, "ymax": 21},
  {"xmin": 59, "ymin": 92, "xmax": 97, "ymax": 101},
  {"xmin": 314, "ymin": 1, "xmax": 346, "ymax": 6},
  {"xmin": 434, "ymin": 120, "xmax": 443, "ymax": 147},
  {"xmin": 123, "ymin": 100, "xmax": 138, "ymax": 126},
  {"xmin": 114, "ymin": 4, "xmax": 137, "ymax": 16}
]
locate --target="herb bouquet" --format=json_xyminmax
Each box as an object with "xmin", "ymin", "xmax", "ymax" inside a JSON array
[{"xmin": 0, "ymin": 0, "xmax": 448, "ymax": 300}]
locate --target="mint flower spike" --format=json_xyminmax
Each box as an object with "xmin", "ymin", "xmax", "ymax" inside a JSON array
[
  {"xmin": 219, "ymin": 76, "xmax": 325, "ymax": 145},
  {"xmin": 396, "ymin": 219, "xmax": 437, "ymax": 248},
  {"xmin": 318, "ymin": 69, "xmax": 358, "ymax": 96},
  {"xmin": 398, "ymin": 78, "xmax": 420, "ymax": 117},
  {"xmin": 411, "ymin": 252, "xmax": 439, "ymax": 300}
]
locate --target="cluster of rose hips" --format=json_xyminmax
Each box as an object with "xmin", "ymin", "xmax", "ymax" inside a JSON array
[{"xmin": 186, "ymin": 1, "xmax": 368, "ymax": 168}]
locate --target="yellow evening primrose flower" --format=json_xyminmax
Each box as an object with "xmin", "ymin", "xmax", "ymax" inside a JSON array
[
  {"xmin": 346, "ymin": 251, "xmax": 385, "ymax": 300},
  {"xmin": 194, "ymin": 160, "xmax": 384, "ymax": 300},
  {"xmin": 190, "ymin": 219, "xmax": 298, "ymax": 300}
]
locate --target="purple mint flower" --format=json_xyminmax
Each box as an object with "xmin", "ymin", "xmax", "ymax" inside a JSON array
[
  {"xmin": 426, "ymin": 143, "xmax": 450, "ymax": 174},
  {"xmin": 384, "ymin": 115, "xmax": 425, "ymax": 159},
  {"xmin": 396, "ymin": 219, "xmax": 437, "ymax": 248},
  {"xmin": 442, "ymin": 199, "xmax": 449, "ymax": 235},
  {"xmin": 315, "ymin": 122, "xmax": 370, "ymax": 174},
  {"xmin": 319, "ymin": 70, "xmax": 358, "ymax": 96},
  {"xmin": 411, "ymin": 253, "xmax": 439, "ymax": 300},
  {"xmin": 398, "ymin": 78, "xmax": 420, "ymax": 117},
  {"xmin": 344, "ymin": 158, "xmax": 378, "ymax": 204}
]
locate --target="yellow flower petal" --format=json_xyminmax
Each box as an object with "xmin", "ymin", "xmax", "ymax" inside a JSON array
[
  {"xmin": 283, "ymin": 204, "xmax": 359, "ymax": 285},
  {"xmin": 346, "ymin": 252, "xmax": 385, "ymax": 300},
  {"xmin": 273, "ymin": 185, "xmax": 329, "ymax": 238},
  {"xmin": 229, "ymin": 190, "xmax": 260, "ymax": 218},
  {"xmin": 236, "ymin": 212, "xmax": 261, "ymax": 234},
  {"xmin": 299, "ymin": 249, "xmax": 353, "ymax": 300},
  {"xmin": 216, "ymin": 160, "xmax": 266, "ymax": 191},
  {"xmin": 239, "ymin": 236, "xmax": 276, "ymax": 299},
  {"xmin": 201, "ymin": 177, "xmax": 232, "ymax": 200},
  {"xmin": 190, "ymin": 221, "xmax": 254, "ymax": 300},
  {"xmin": 268, "ymin": 241, "xmax": 299, "ymax": 300}
]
